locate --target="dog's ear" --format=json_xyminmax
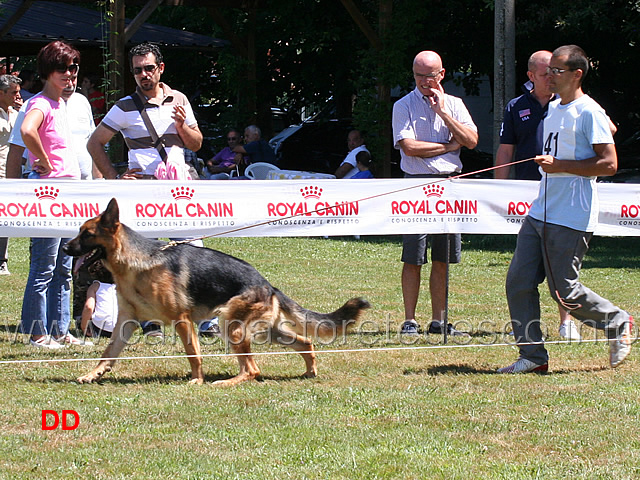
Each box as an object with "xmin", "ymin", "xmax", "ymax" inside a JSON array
[{"xmin": 100, "ymin": 198, "xmax": 120, "ymax": 231}]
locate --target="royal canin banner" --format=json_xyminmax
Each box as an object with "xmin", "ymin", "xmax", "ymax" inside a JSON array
[{"xmin": 0, "ymin": 178, "xmax": 639, "ymax": 238}]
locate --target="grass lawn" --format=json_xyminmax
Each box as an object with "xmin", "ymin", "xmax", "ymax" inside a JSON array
[{"xmin": 0, "ymin": 234, "xmax": 639, "ymax": 479}]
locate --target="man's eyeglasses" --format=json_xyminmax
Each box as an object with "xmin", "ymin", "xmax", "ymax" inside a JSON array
[
  {"xmin": 55, "ymin": 64, "xmax": 79, "ymax": 75},
  {"xmin": 413, "ymin": 69, "xmax": 443, "ymax": 79},
  {"xmin": 546, "ymin": 66, "xmax": 576, "ymax": 76},
  {"xmin": 133, "ymin": 64, "xmax": 158, "ymax": 75}
]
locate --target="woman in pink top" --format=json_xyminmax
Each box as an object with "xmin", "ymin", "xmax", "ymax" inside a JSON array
[
  {"xmin": 19, "ymin": 41, "xmax": 90, "ymax": 349},
  {"xmin": 21, "ymin": 42, "xmax": 81, "ymax": 179}
]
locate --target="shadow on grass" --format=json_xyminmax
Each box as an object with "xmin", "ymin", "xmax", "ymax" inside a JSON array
[
  {"xmin": 404, "ymin": 363, "xmax": 611, "ymax": 376},
  {"xmin": 26, "ymin": 371, "xmax": 319, "ymax": 386}
]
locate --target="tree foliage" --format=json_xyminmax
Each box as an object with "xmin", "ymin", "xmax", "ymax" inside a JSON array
[{"xmin": 142, "ymin": 0, "xmax": 640, "ymax": 163}]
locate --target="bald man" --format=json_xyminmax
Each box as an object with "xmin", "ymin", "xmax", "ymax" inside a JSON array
[
  {"xmin": 392, "ymin": 50, "xmax": 478, "ymax": 337},
  {"xmin": 495, "ymin": 50, "xmax": 555, "ymax": 181}
]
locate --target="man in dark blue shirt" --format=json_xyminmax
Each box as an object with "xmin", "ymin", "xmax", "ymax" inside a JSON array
[
  {"xmin": 495, "ymin": 50, "xmax": 555, "ymax": 180},
  {"xmin": 233, "ymin": 125, "xmax": 276, "ymax": 165}
]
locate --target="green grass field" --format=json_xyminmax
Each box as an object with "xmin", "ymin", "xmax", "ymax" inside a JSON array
[{"xmin": 1, "ymin": 235, "xmax": 639, "ymax": 479}]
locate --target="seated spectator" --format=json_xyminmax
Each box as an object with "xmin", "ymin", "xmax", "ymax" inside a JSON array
[
  {"xmin": 351, "ymin": 150, "xmax": 375, "ymax": 178},
  {"xmin": 80, "ymin": 74, "xmax": 106, "ymax": 124},
  {"xmin": 81, "ymin": 260, "xmax": 117, "ymax": 338},
  {"xmin": 233, "ymin": 125, "xmax": 276, "ymax": 167},
  {"xmin": 335, "ymin": 129, "xmax": 369, "ymax": 178},
  {"xmin": 17, "ymin": 69, "xmax": 38, "ymax": 101},
  {"xmin": 205, "ymin": 129, "xmax": 243, "ymax": 179}
]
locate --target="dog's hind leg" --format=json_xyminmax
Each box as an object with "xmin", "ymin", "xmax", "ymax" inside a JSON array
[
  {"xmin": 174, "ymin": 316, "xmax": 204, "ymax": 385},
  {"xmin": 77, "ymin": 317, "xmax": 138, "ymax": 384},
  {"xmin": 212, "ymin": 319, "xmax": 261, "ymax": 387},
  {"xmin": 273, "ymin": 330, "xmax": 317, "ymax": 378}
]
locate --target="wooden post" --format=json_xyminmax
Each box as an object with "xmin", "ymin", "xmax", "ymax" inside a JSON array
[
  {"xmin": 493, "ymin": 0, "xmax": 515, "ymax": 158},
  {"xmin": 108, "ymin": 0, "xmax": 126, "ymax": 165},
  {"xmin": 379, "ymin": 0, "xmax": 392, "ymax": 177}
]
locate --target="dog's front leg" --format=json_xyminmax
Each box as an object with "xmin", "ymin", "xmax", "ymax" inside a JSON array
[
  {"xmin": 77, "ymin": 317, "xmax": 138, "ymax": 384},
  {"xmin": 174, "ymin": 316, "xmax": 204, "ymax": 384}
]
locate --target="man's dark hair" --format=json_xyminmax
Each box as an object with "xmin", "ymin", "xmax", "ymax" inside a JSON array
[
  {"xmin": 553, "ymin": 45, "xmax": 589, "ymax": 83},
  {"xmin": 128, "ymin": 43, "xmax": 163, "ymax": 69}
]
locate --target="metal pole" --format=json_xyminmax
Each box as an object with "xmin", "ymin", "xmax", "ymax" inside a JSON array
[{"xmin": 443, "ymin": 234, "xmax": 450, "ymax": 344}]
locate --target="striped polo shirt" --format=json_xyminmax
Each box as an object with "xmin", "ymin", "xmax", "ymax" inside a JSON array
[{"xmin": 101, "ymin": 83, "xmax": 198, "ymax": 175}]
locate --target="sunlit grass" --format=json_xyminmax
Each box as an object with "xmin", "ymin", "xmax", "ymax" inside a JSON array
[{"xmin": 0, "ymin": 235, "xmax": 639, "ymax": 479}]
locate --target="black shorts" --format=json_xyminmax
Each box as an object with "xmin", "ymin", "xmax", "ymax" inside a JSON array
[
  {"xmin": 86, "ymin": 323, "xmax": 112, "ymax": 338},
  {"xmin": 402, "ymin": 233, "xmax": 461, "ymax": 265},
  {"xmin": 400, "ymin": 172, "xmax": 462, "ymax": 265}
]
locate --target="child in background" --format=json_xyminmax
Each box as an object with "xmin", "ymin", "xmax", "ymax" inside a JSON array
[
  {"xmin": 351, "ymin": 150, "xmax": 374, "ymax": 178},
  {"xmin": 81, "ymin": 260, "xmax": 117, "ymax": 338}
]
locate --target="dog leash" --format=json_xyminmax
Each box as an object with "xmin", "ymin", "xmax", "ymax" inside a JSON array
[
  {"xmin": 541, "ymin": 172, "xmax": 582, "ymax": 312},
  {"xmin": 161, "ymin": 157, "xmax": 537, "ymax": 248}
]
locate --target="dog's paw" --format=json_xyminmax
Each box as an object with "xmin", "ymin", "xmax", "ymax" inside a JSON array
[
  {"xmin": 77, "ymin": 373, "xmax": 98, "ymax": 384},
  {"xmin": 77, "ymin": 367, "xmax": 109, "ymax": 384},
  {"xmin": 188, "ymin": 377, "xmax": 204, "ymax": 385}
]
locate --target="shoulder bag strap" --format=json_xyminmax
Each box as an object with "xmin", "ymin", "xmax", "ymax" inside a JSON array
[{"xmin": 131, "ymin": 93, "xmax": 168, "ymax": 163}]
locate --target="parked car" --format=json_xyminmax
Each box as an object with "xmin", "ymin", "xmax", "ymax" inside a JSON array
[{"xmin": 270, "ymin": 114, "xmax": 354, "ymax": 174}]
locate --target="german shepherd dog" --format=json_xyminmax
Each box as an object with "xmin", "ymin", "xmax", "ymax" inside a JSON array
[{"xmin": 63, "ymin": 199, "xmax": 370, "ymax": 386}]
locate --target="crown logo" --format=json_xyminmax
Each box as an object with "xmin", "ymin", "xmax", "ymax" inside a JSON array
[
  {"xmin": 34, "ymin": 186, "xmax": 59, "ymax": 200},
  {"xmin": 423, "ymin": 184, "xmax": 444, "ymax": 198},
  {"xmin": 171, "ymin": 186, "xmax": 194, "ymax": 201},
  {"xmin": 300, "ymin": 186, "xmax": 322, "ymax": 199}
]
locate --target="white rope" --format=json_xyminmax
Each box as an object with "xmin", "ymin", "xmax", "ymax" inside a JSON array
[{"xmin": 0, "ymin": 337, "xmax": 617, "ymax": 366}]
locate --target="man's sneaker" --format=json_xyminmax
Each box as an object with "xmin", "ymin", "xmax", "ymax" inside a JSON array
[
  {"xmin": 428, "ymin": 320, "xmax": 470, "ymax": 337},
  {"xmin": 0, "ymin": 262, "xmax": 10, "ymax": 275},
  {"xmin": 55, "ymin": 333, "xmax": 94, "ymax": 346},
  {"xmin": 29, "ymin": 335, "xmax": 65, "ymax": 349},
  {"xmin": 400, "ymin": 320, "xmax": 420, "ymax": 335},
  {"xmin": 559, "ymin": 319, "xmax": 582, "ymax": 341},
  {"xmin": 610, "ymin": 316, "xmax": 633, "ymax": 368},
  {"xmin": 200, "ymin": 323, "xmax": 221, "ymax": 338},
  {"xmin": 142, "ymin": 324, "xmax": 164, "ymax": 339},
  {"xmin": 497, "ymin": 357, "xmax": 549, "ymax": 374}
]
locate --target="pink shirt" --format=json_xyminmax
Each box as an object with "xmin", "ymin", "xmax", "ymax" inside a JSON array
[{"xmin": 26, "ymin": 95, "xmax": 80, "ymax": 179}]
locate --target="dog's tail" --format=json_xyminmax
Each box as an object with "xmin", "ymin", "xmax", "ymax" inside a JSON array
[{"xmin": 274, "ymin": 289, "xmax": 370, "ymax": 338}]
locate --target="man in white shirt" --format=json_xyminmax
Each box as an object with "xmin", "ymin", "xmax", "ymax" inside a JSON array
[
  {"xmin": 334, "ymin": 129, "xmax": 369, "ymax": 179},
  {"xmin": 392, "ymin": 50, "xmax": 478, "ymax": 337},
  {"xmin": 499, "ymin": 45, "xmax": 632, "ymax": 373},
  {"xmin": 0, "ymin": 74, "xmax": 21, "ymax": 274}
]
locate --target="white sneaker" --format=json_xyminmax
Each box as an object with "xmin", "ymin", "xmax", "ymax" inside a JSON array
[
  {"xmin": 30, "ymin": 335, "xmax": 65, "ymax": 349},
  {"xmin": 610, "ymin": 316, "xmax": 633, "ymax": 368},
  {"xmin": 559, "ymin": 319, "xmax": 582, "ymax": 341},
  {"xmin": 0, "ymin": 262, "xmax": 10, "ymax": 275},
  {"xmin": 55, "ymin": 333, "xmax": 94, "ymax": 346},
  {"xmin": 497, "ymin": 357, "xmax": 548, "ymax": 374}
]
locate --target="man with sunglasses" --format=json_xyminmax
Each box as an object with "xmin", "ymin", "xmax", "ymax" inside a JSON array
[
  {"xmin": 88, "ymin": 43, "xmax": 202, "ymax": 180},
  {"xmin": 204, "ymin": 128, "xmax": 243, "ymax": 179},
  {"xmin": 499, "ymin": 45, "xmax": 633, "ymax": 373}
]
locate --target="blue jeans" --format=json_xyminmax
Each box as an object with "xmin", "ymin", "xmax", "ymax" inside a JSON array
[{"xmin": 20, "ymin": 238, "xmax": 72, "ymax": 337}]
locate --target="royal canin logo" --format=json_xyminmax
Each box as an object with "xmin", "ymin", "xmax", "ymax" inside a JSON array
[
  {"xmin": 391, "ymin": 182, "xmax": 477, "ymax": 216},
  {"xmin": 35, "ymin": 186, "xmax": 60, "ymax": 200},
  {"xmin": 423, "ymin": 184, "xmax": 444, "ymax": 198},
  {"xmin": 0, "ymin": 185, "xmax": 99, "ymax": 218},
  {"xmin": 267, "ymin": 185, "xmax": 358, "ymax": 217},
  {"xmin": 171, "ymin": 186, "xmax": 194, "ymax": 201},
  {"xmin": 134, "ymin": 187, "xmax": 234, "ymax": 218},
  {"xmin": 300, "ymin": 186, "xmax": 323, "ymax": 199}
]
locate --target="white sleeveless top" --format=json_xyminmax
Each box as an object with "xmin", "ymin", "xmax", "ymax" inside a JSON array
[{"xmin": 91, "ymin": 281, "xmax": 118, "ymax": 333}]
